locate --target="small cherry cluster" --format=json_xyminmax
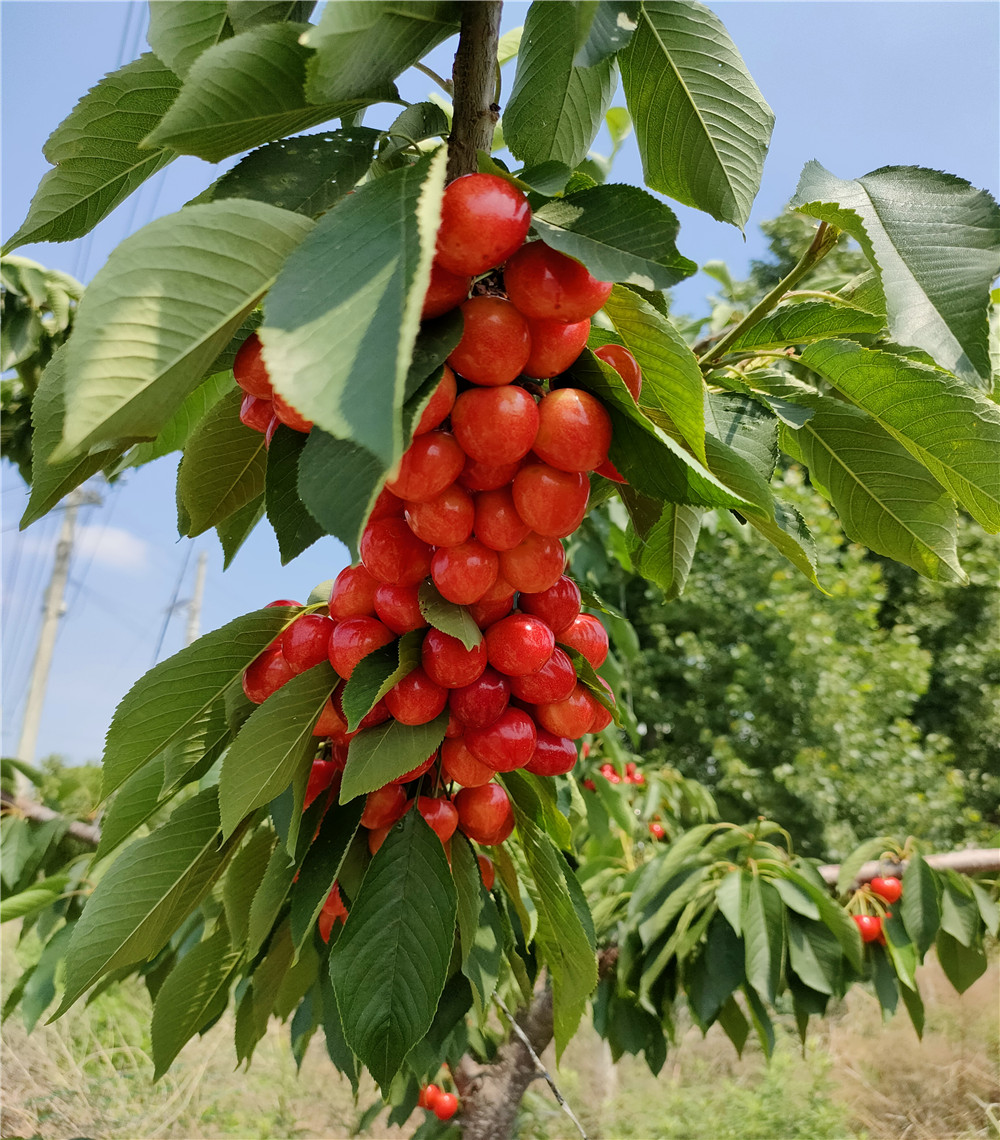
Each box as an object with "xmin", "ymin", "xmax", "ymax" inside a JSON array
[
  {"xmin": 234, "ymin": 331, "xmax": 314, "ymax": 440},
  {"xmin": 851, "ymin": 875, "xmax": 903, "ymax": 944},
  {"xmin": 418, "ymin": 1081, "xmax": 459, "ymax": 1121}
]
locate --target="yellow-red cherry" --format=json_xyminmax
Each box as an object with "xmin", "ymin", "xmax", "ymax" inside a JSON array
[
  {"xmin": 451, "ymin": 385, "xmax": 539, "ymax": 466},
  {"xmin": 505, "ymin": 241, "xmax": 613, "ymax": 322},
  {"xmin": 448, "ymin": 297, "xmax": 531, "ymax": 386},
  {"xmin": 455, "ymin": 782, "xmax": 515, "ymax": 845},
  {"xmin": 435, "ymin": 173, "xmax": 531, "ymax": 276}
]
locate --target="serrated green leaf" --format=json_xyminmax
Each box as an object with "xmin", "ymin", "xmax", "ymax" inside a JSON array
[
  {"xmin": 970, "ymin": 881, "xmax": 999, "ymax": 938},
  {"xmin": 21, "ymin": 923, "xmax": 74, "ymax": 1032},
  {"xmin": 57, "ymin": 789, "xmax": 234, "ymax": 1014},
  {"xmin": 939, "ymin": 875, "xmax": 979, "ymax": 948},
  {"xmin": 219, "ymin": 663, "xmax": 336, "ymax": 837},
  {"xmin": 4, "ymin": 55, "xmax": 180, "ymax": 253},
  {"xmin": 800, "ymin": 340, "xmax": 1000, "ymax": 533},
  {"xmin": 779, "ymin": 395, "xmax": 965, "ymax": 583},
  {"xmin": 94, "ymin": 756, "xmax": 169, "ymax": 860},
  {"xmin": 883, "ymin": 909, "xmax": 918, "ymax": 990},
  {"xmin": 120, "ymin": 371, "xmax": 235, "ymax": 472},
  {"xmin": 330, "ymin": 810, "xmax": 457, "ymax": 1092},
  {"xmin": 786, "ymin": 914, "xmax": 839, "ymax": 996},
  {"xmin": 101, "ymin": 607, "xmax": 293, "ymax": 797},
  {"xmin": 418, "ymin": 581, "xmax": 482, "ymax": 651},
  {"xmin": 227, "ymin": 0, "xmax": 316, "ymax": 33},
  {"xmin": 792, "ymin": 163, "xmax": 1000, "ymax": 386},
  {"xmin": 936, "ymin": 929, "xmax": 988, "ymax": 994},
  {"xmin": 222, "ymin": 827, "xmax": 277, "ymax": 948},
  {"xmin": 53, "ymin": 201, "xmax": 312, "ymax": 463},
  {"xmin": 619, "ymin": 1, "xmax": 773, "ymax": 228},
  {"xmin": 716, "ymin": 993, "xmax": 749, "ymax": 1055},
  {"xmin": 744, "ymin": 496, "xmax": 823, "ymax": 591},
  {"xmin": 899, "ymin": 979, "xmax": 925, "ymax": 1039},
  {"xmin": 451, "ymin": 836, "xmax": 502, "ymax": 1016},
  {"xmin": 340, "ymin": 714, "xmax": 448, "ymax": 804},
  {"xmin": 685, "ymin": 911, "xmax": 744, "ymax": 1025},
  {"xmin": 148, "ymin": 1, "xmax": 232, "ymax": 78},
  {"xmin": 289, "ymin": 798, "xmax": 363, "ymax": 955},
  {"xmin": 217, "ymin": 494, "xmax": 265, "ymax": 568},
  {"xmin": 741, "ymin": 874, "xmax": 783, "ymax": 1003},
  {"xmin": 505, "ymin": 1, "xmax": 615, "ymax": 171},
  {"xmin": 264, "ymin": 425, "xmax": 324, "ymax": 563},
  {"xmin": 574, "ymin": 0, "xmax": 639, "ymax": 66},
  {"xmin": 621, "ymin": 488, "xmax": 702, "ymax": 600},
  {"xmin": 247, "ymin": 842, "xmax": 295, "ymax": 956},
  {"xmin": 262, "ymin": 150, "xmax": 446, "ymax": 470},
  {"xmin": 728, "ymin": 301, "xmax": 884, "ymax": 352},
  {"xmin": 297, "ymin": 433, "xmax": 383, "ymax": 562},
  {"xmin": 342, "ymin": 630, "xmax": 421, "ymax": 732},
  {"xmin": 151, "ymin": 923, "xmax": 242, "ymax": 1079},
  {"xmin": 900, "ymin": 853, "xmax": 941, "ymax": 959}
]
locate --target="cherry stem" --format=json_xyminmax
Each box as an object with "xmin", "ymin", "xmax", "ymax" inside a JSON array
[{"xmin": 447, "ymin": 1, "xmax": 503, "ymax": 182}]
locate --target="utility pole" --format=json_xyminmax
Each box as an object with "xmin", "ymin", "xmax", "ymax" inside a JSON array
[{"xmin": 184, "ymin": 550, "xmax": 208, "ymax": 647}]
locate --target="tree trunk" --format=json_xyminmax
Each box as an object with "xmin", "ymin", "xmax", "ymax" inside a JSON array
[{"xmin": 447, "ymin": 1, "xmax": 503, "ymax": 182}]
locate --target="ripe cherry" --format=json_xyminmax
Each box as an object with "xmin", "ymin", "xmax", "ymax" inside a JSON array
[
  {"xmin": 384, "ymin": 666, "xmax": 448, "ymax": 725},
  {"xmin": 648, "ymin": 821, "xmax": 666, "ymax": 841},
  {"xmin": 518, "ymin": 575, "xmax": 581, "ymax": 634},
  {"xmin": 870, "ymin": 876, "xmax": 903, "ymax": 904},
  {"xmin": 485, "ymin": 614, "xmax": 555, "ymax": 677},
  {"xmin": 367, "ymin": 486, "xmax": 406, "ymax": 523},
  {"xmin": 390, "ymin": 750, "xmax": 438, "ymax": 785},
  {"xmin": 418, "ymin": 1084, "xmax": 442, "ymax": 1111},
  {"xmin": 600, "ymin": 762, "xmax": 621, "ymax": 784},
  {"xmin": 478, "ymin": 854, "xmax": 496, "ymax": 890},
  {"xmin": 474, "ymin": 487, "xmax": 532, "ymax": 552},
  {"xmin": 558, "ymin": 613, "xmax": 609, "ymax": 669},
  {"xmin": 853, "ymin": 914, "xmax": 883, "ymax": 943},
  {"xmin": 240, "ymin": 392, "xmax": 274, "ymax": 433},
  {"xmin": 512, "ymin": 462, "xmax": 589, "ymax": 537},
  {"xmin": 433, "ymin": 1092, "xmax": 459, "ymax": 1121},
  {"xmin": 233, "ymin": 332, "xmax": 274, "ymax": 400},
  {"xmin": 329, "ymin": 564, "xmax": 379, "ymax": 621},
  {"xmin": 265, "ymin": 598, "xmax": 302, "ymax": 609},
  {"xmin": 435, "ymin": 173, "xmax": 531, "ymax": 276},
  {"xmin": 465, "ymin": 707, "xmax": 537, "ymax": 772},
  {"xmin": 411, "ymin": 795, "xmax": 459, "ymax": 844},
  {"xmin": 431, "ymin": 539, "xmax": 499, "ymax": 605},
  {"xmin": 422, "ymin": 262, "xmax": 471, "ymax": 320},
  {"xmin": 535, "ymin": 683, "xmax": 598, "ymax": 739},
  {"xmin": 360, "ymin": 518, "xmax": 432, "ymax": 586},
  {"xmin": 413, "ymin": 364, "xmax": 459, "ymax": 436},
  {"xmin": 272, "ymin": 390, "xmax": 313, "ymax": 433},
  {"xmin": 441, "ymin": 736, "xmax": 495, "ymax": 787},
  {"xmin": 421, "ymin": 628, "xmax": 488, "ymax": 688},
  {"xmin": 469, "ymin": 592, "xmax": 516, "ymax": 629},
  {"xmin": 313, "ymin": 693, "xmax": 350, "ymax": 741},
  {"xmin": 373, "ymin": 583, "xmax": 428, "ymax": 635},
  {"xmin": 385, "ymin": 431, "xmax": 465, "ymax": 502},
  {"xmin": 455, "ymin": 782, "xmax": 515, "ymax": 845},
  {"xmin": 317, "ymin": 884, "xmax": 348, "ymax": 941},
  {"xmin": 451, "ymin": 385, "xmax": 539, "ymax": 465},
  {"xmin": 405, "ymin": 484, "xmax": 475, "ymax": 547},
  {"xmin": 505, "ymin": 241, "xmax": 613, "ymax": 322},
  {"xmin": 589, "ymin": 695, "xmax": 613, "ymax": 733},
  {"xmin": 367, "ymin": 825, "xmax": 391, "ymax": 854},
  {"xmin": 448, "ymin": 297, "xmax": 531, "ymax": 386},
  {"xmin": 327, "ymin": 616, "xmax": 395, "ymax": 680},
  {"xmin": 533, "ymin": 388, "xmax": 612, "ymax": 473},
  {"xmin": 281, "ymin": 613, "xmax": 336, "ymax": 673},
  {"xmin": 458, "ymin": 456, "xmax": 524, "ymax": 492},
  {"xmin": 509, "ymin": 646, "xmax": 577, "ymax": 704},
  {"xmin": 523, "ymin": 317, "xmax": 591, "ymax": 379},
  {"xmin": 595, "ymin": 343, "xmax": 642, "ymax": 401},
  {"xmin": 304, "ymin": 759, "xmax": 340, "ymax": 809},
  {"xmin": 525, "ymin": 730, "xmax": 577, "ymax": 777},
  {"xmin": 243, "ymin": 643, "xmax": 295, "ymax": 704},
  {"xmin": 449, "ymin": 667, "xmax": 510, "ymax": 729},
  {"xmin": 360, "ymin": 783, "xmax": 408, "ymax": 829},
  {"xmin": 499, "ymin": 532, "xmax": 566, "ymax": 594}
]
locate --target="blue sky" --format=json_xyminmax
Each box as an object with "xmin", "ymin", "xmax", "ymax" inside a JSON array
[{"xmin": 2, "ymin": 1, "xmax": 998, "ymax": 767}]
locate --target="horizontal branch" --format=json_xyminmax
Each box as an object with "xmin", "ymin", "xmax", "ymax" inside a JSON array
[
  {"xmin": 819, "ymin": 848, "xmax": 1000, "ymax": 887},
  {"xmin": 0, "ymin": 789, "xmax": 101, "ymax": 847}
]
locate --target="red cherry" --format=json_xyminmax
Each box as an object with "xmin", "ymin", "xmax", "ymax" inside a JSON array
[
  {"xmin": 558, "ymin": 613, "xmax": 609, "ymax": 668},
  {"xmin": 385, "ymin": 431, "xmax": 466, "ymax": 502},
  {"xmin": 367, "ymin": 486, "xmax": 406, "ymax": 523},
  {"xmin": 435, "ymin": 173, "xmax": 531, "ymax": 276},
  {"xmin": 589, "ymin": 694, "xmax": 613, "ymax": 733},
  {"xmin": 405, "ymin": 483, "xmax": 475, "ymax": 547},
  {"xmin": 499, "ymin": 532, "xmax": 566, "ymax": 594},
  {"xmin": 265, "ymin": 599, "xmax": 301, "ymax": 608},
  {"xmin": 431, "ymin": 539, "xmax": 499, "ymax": 605},
  {"xmin": 360, "ymin": 518, "xmax": 433, "ymax": 586},
  {"xmin": 449, "ymin": 667, "xmax": 510, "ymax": 729},
  {"xmin": 281, "ymin": 613, "xmax": 336, "ymax": 673},
  {"xmin": 473, "ymin": 486, "xmax": 532, "ymax": 552},
  {"xmin": 648, "ymin": 821, "xmax": 666, "ymax": 841},
  {"xmin": 518, "ymin": 575, "xmax": 581, "ymax": 634},
  {"xmin": 523, "ymin": 317, "xmax": 590, "ymax": 379},
  {"xmin": 448, "ymin": 297, "xmax": 531, "ymax": 386},
  {"xmin": 525, "ymin": 730, "xmax": 577, "ymax": 777},
  {"xmin": 468, "ymin": 593, "xmax": 516, "ymax": 629},
  {"xmin": 465, "ymin": 708, "xmax": 537, "ymax": 772},
  {"xmin": 360, "ymin": 783, "xmax": 408, "ymax": 829},
  {"xmin": 445, "ymin": 713, "xmax": 464, "ymax": 738},
  {"xmin": 373, "ymin": 583, "xmax": 428, "ymax": 635},
  {"xmin": 485, "ymin": 614, "xmax": 556, "ymax": 677},
  {"xmin": 600, "ymin": 762, "xmax": 621, "ymax": 784},
  {"xmin": 413, "ymin": 364, "xmax": 458, "ymax": 436},
  {"xmin": 304, "ymin": 759, "xmax": 340, "ymax": 809},
  {"xmin": 418, "ymin": 1083, "xmax": 442, "ymax": 1111},
  {"xmin": 433, "ymin": 1091, "xmax": 459, "ymax": 1121},
  {"xmin": 390, "ymin": 750, "xmax": 438, "ymax": 785},
  {"xmin": 441, "ymin": 736, "xmax": 495, "ymax": 787},
  {"xmin": 272, "ymin": 390, "xmax": 313, "ymax": 433},
  {"xmin": 384, "ymin": 666, "xmax": 448, "ymax": 725},
  {"xmin": 329, "ymin": 564, "xmax": 379, "ymax": 621},
  {"xmin": 512, "ymin": 462, "xmax": 589, "ymax": 538},
  {"xmin": 239, "ymin": 392, "xmax": 273, "ymax": 433},
  {"xmin": 337, "ymin": 684, "xmax": 391, "ymax": 732},
  {"xmin": 458, "ymin": 456, "xmax": 524, "ymax": 492},
  {"xmin": 264, "ymin": 414, "xmax": 281, "ymax": 447},
  {"xmin": 422, "ymin": 628, "xmax": 488, "ymax": 688},
  {"xmin": 595, "ymin": 343, "xmax": 642, "ymax": 401},
  {"xmin": 853, "ymin": 914, "xmax": 883, "ymax": 943},
  {"xmin": 505, "ymin": 241, "xmax": 613, "ymax": 322},
  {"xmin": 367, "ymin": 825, "xmax": 391, "ymax": 854},
  {"xmin": 242, "ymin": 643, "xmax": 295, "ymax": 704},
  {"xmin": 313, "ymin": 693, "xmax": 350, "ymax": 741},
  {"xmin": 422, "ymin": 263, "xmax": 471, "ymax": 320},
  {"xmin": 509, "ymin": 646, "xmax": 577, "ymax": 704},
  {"xmin": 478, "ymin": 854, "xmax": 496, "ymax": 891},
  {"xmin": 535, "ymin": 683, "xmax": 598, "ymax": 739},
  {"xmin": 233, "ymin": 332, "xmax": 274, "ymax": 400},
  {"xmin": 533, "ymin": 388, "xmax": 612, "ymax": 473},
  {"xmin": 451, "ymin": 385, "xmax": 539, "ymax": 465},
  {"xmin": 455, "ymin": 782, "xmax": 515, "ymax": 845},
  {"xmin": 870, "ymin": 877, "xmax": 903, "ymax": 904},
  {"xmin": 410, "ymin": 795, "xmax": 459, "ymax": 844},
  {"xmin": 327, "ymin": 616, "xmax": 395, "ymax": 680}
]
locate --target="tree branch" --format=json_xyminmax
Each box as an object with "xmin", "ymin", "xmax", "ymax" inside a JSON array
[
  {"xmin": 1, "ymin": 789, "xmax": 101, "ymax": 847},
  {"xmin": 819, "ymin": 847, "xmax": 1000, "ymax": 888},
  {"xmin": 447, "ymin": 1, "xmax": 503, "ymax": 182}
]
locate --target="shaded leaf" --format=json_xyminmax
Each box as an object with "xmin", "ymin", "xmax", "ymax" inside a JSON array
[
  {"xmin": 622, "ymin": 488, "xmax": 702, "ymax": 600},
  {"xmin": 342, "ymin": 631, "xmax": 421, "ymax": 732},
  {"xmin": 217, "ymin": 494, "xmax": 265, "ymax": 568},
  {"xmin": 222, "ymin": 827, "xmax": 277, "ymax": 948},
  {"xmin": 936, "ymin": 929, "xmax": 987, "ymax": 994},
  {"xmin": 265, "ymin": 425, "xmax": 324, "ymax": 562},
  {"xmin": 148, "ymin": 0, "xmax": 232, "ymax": 78},
  {"xmin": 289, "ymin": 798, "xmax": 363, "ymax": 954},
  {"xmin": 340, "ymin": 713, "xmax": 449, "ymax": 803},
  {"xmin": 418, "ymin": 581, "xmax": 482, "ymax": 652},
  {"xmin": 900, "ymin": 853, "xmax": 941, "ymax": 959},
  {"xmin": 574, "ymin": 0, "xmax": 640, "ymax": 66},
  {"xmin": 727, "ymin": 300, "xmax": 883, "ymax": 352}
]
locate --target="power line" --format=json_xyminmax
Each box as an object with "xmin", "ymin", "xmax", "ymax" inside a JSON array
[{"xmin": 150, "ymin": 544, "xmax": 193, "ymax": 667}]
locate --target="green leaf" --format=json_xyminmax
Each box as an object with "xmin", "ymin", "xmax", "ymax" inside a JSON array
[
  {"xmin": 728, "ymin": 301, "xmax": 884, "ymax": 352},
  {"xmin": 685, "ymin": 910, "xmax": 744, "ymax": 1025},
  {"xmin": 836, "ymin": 836, "xmax": 897, "ymax": 894},
  {"xmin": 222, "ymin": 827, "xmax": 276, "ymax": 948},
  {"xmin": 53, "ymin": 201, "xmax": 313, "ymax": 462},
  {"xmin": 716, "ymin": 993, "xmax": 749, "ymax": 1055},
  {"xmin": 786, "ymin": 914, "xmax": 839, "ymax": 996},
  {"xmin": 144, "ymin": 23, "xmax": 367, "ymax": 162},
  {"xmin": 800, "ymin": 341, "xmax": 1000, "ymax": 533},
  {"xmin": 218, "ymin": 663, "xmax": 336, "ymax": 838},
  {"xmin": 899, "ymin": 979, "xmax": 925, "ymax": 1039},
  {"xmin": 603, "ymin": 286, "xmax": 706, "ymax": 463},
  {"xmin": 341, "ymin": 631, "xmax": 421, "ymax": 732},
  {"xmin": 217, "ymin": 494, "xmax": 265, "ymax": 568},
  {"xmin": 871, "ymin": 945, "xmax": 899, "ymax": 1017},
  {"xmin": 883, "ymin": 910, "xmax": 918, "ymax": 991},
  {"xmin": 0, "ymin": 875, "xmax": 71, "ymax": 924},
  {"xmin": 303, "ymin": 1, "xmax": 460, "ymax": 103},
  {"xmin": 148, "ymin": 0, "xmax": 232, "ymax": 78},
  {"xmin": 57, "ymin": 789, "xmax": 234, "ymax": 1014},
  {"xmin": 970, "ymin": 881, "xmax": 1000, "ymax": 938},
  {"xmin": 619, "ymin": 1, "xmax": 773, "ymax": 228},
  {"xmin": 451, "ymin": 836, "xmax": 501, "ymax": 1014},
  {"xmin": 264, "ymin": 425, "xmax": 324, "ymax": 562},
  {"xmin": 574, "ymin": 0, "xmax": 640, "ymax": 66},
  {"xmin": 741, "ymin": 874, "xmax": 783, "ymax": 1003},
  {"xmin": 330, "ymin": 810, "xmax": 457, "ymax": 1092},
  {"xmin": 792, "ymin": 163, "xmax": 1000, "ymax": 386},
  {"xmin": 21, "ymin": 924, "xmax": 75, "ymax": 1033},
  {"xmin": 418, "ymin": 581, "xmax": 483, "ymax": 652},
  {"xmin": 151, "ymin": 923, "xmax": 242, "ymax": 1079},
  {"xmin": 120, "ymin": 370, "xmax": 235, "ymax": 471},
  {"xmin": 502, "ymin": 770, "xmax": 573, "ymax": 853},
  {"xmin": 378, "ymin": 102, "xmax": 450, "ymax": 166},
  {"xmin": 505, "ymin": 1, "xmax": 616, "ymax": 171},
  {"xmin": 94, "ymin": 756, "xmax": 170, "ymax": 860},
  {"xmin": 177, "ymin": 389, "xmax": 267, "ymax": 536},
  {"xmin": 227, "ymin": 1, "xmax": 317, "ymax": 33},
  {"xmin": 247, "ymin": 842, "xmax": 295, "ymax": 955},
  {"xmin": 744, "ymin": 496, "xmax": 823, "ymax": 591},
  {"xmin": 622, "ymin": 489, "xmax": 702, "ymax": 600},
  {"xmin": 289, "ymin": 798, "xmax": 363, "ymax": 954},
  {"xmin": 296, "ymin": 433, "xmax": 384, "ymax": 562},
  {"xmin": 935, "ymin": 929, "xmax": 988, "ymax": 994},
  {"xmin": 203, "ymin": 129, "xmax": 379, "ymax": 218},
  {"xmin": 101, "ymin": 607, "xmax": 293, "ymax": 797},
  {"xmin": 340, "ymin": 714, "xmax": 449, "ymax": 804},
  {"xmin": 939, "ymin": 875, "xmax": 979, "ymax": 948},
  {"xmin": 532, "ymin": 185, "xmax": 696, "ymax": 290},
  {"xmin": 779, "ymin": 395, "xmax": 965, "ymax": 583},
  {"xmin": 3, "ymin": 55, "xmax": 181, "ymax": 253},
  {"xmin": 900, "ymin": 853, "xmax": 941, "ymax": 959},
  {"xmin": 262, "ymin": 150, "xmax": 446, "ymax": 470}
]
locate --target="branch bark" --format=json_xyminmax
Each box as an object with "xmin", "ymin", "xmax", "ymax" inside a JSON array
[
  {"xmin": 1, "ymin": 788, "xmax": 101, "ymax": 847},
  {"xmin": 819, "ymin": 847, "xmax": 1000, "ymax": 887},
  {"xmin": 447, "ymin": 1, "xmax": 503, "ymax": 182}
]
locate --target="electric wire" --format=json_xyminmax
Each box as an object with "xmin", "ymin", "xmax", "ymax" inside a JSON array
[{"xmin": 150, "ymin": 545, "xmax": 193, "ymax": 667}]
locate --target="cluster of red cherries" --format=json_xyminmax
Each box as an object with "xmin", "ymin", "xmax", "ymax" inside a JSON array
[
  {"xmin": 851, "ymin": 875, "xmax": 903, "ymax": 945},
  {"xmin": 240, "ymin": 172, "xmax": 641, "ymax": 949},
  {"xmin": 417, "ymin": 1082, "xmax": 459, "ymax": 1122}
]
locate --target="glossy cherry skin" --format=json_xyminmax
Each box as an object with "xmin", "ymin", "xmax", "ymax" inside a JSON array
[
  {"xmin": 367, "ymin": 825, "xmax": 391, "ymax": 854},
  {"xmin": 451, "ymin": 385, "xmax": 539, "ymax": 465},
  {"xmin": 303, "ymin": 759, "xmax": 340, "ymax": 809},
  {"xmin": 505, "ymin": 241, "xmax": 613, "ymax": 322},
  {"xmin": 465, "ymin": 707, "xmax": 537, "ymax": 772},
  {"xmin": 458, "ymin": 456, "xmax": 524, "ymax": 492},
  {"xmin": 518, "ymin": 575, "xmax": 581, "ymax": 634},
  {"xmin": 435, "ymin": 173, "xmax": 531, "ymax": 276},
  {"xmin": 525, "ymin": 730, "xmax": 577, "ymax": 776},
  {"xmin": 558, "ymin": 613, "xmax": 609, "ymax": 668},
  {"xmin": 313, "ymin": 693, "xmax": 350, "ymax": 740},
  {"xmin": 478, "ymin": 854, "xmax": 496, "ymax": 890},
  {"xmin": 534, "ymin": 683, "xmax": 598, "ymax": 739},
  {"xmin": 360, "ymin": 783, "xmax": 408, "ymax": 829},
  {"xmin": 233, "ymin": 332, "xmax": 274, "ymax": 400},
  {"xmin": 853, "ymin": 914, "xmax": 883, "ymax": 943},
  {"xmin": 413, "ymin": 364, "xmax": 459, "ymax": 436},
  {"xmin": 589, "ymin": 696, "xmax": 613, "ymax": 733},
  {"xmin": 485, "ymin": 614, "xmax": 556, "ymax": 677},
  {"xmin": 474, "ymin": 487, "xmax": 532, "ymax": 551},
  {"xmin": 595, "ymin": 343, "xmax": 642, "ymax": 400},
  {"xmin": 418, "ymin": 1084, "xmax": 442, "ymax": 1111},
  {"xmin": 281, "ymin": 613, "xmax": 336, "ymax": 673},
  {"xmin": 422, "ymin": 263, "xmax": 471, "ymax": 320},
  {"xmin": 360, "ymin": 518, "xmax": 433, "ymax": 586},
  {"xmin": 870, "ymin": 877, "xmax": 903, "ymax": 904},
  {"xmin": 449, "ymin": 667, "xmax": 510, "ymax": 729},
  {"xmin": 272, "ymin": 390, "xmax": 313, "ymax": 433},
  {"xmin": 410, "ymin": 795, "xmax": 459, "ymax": 843},
  {"xmin": 373, "ymin": 583, "xmax": 428, "ymax": 635},
  {"xmin": 385, "ymin": 431, "xmax": 466, "ymax": 502},
  {"xmin": 499, "ymin": 532, "xmax": 566, "ymax": 593},
  {"xmin": 523, "ymin": 317, "xmax": 590, "ymax": 379},
  {"xmin": 317, "ymin": 884, "xmax": 348, "ymax": 941},
  {"xmin": 390, "ymin": 750, "xmax": 438, "ymax": 785},
  {"xmin": 649, "ymin": 821, "xmax": 666, "ymax": 841},
  {"xmin": 509, "ymin": 646, "xmax": 577, "ymax": 703},
  {"xmin": 448, "ymin": 297, "xmax": 531, "ymax": 386},
  {"xmin": 265, "ymin": 598, "xmax": 302, "ymax": 609},
  {"xmin": 433, "ymin": 1092, "xmax": 460, "ymax": 1121},
  {"xmin": 431, "ymin": 539, "xmax": 499, "ymax": 605},
  {"xmin": 455, "ymin": 782, "xmax": 515, "ymax": 845},
  {"xmin": 533, "ymin": 388, "xmax": 612, "ymax": 473},
  {"xmin": 441, "ymin": 736, "xmax": 495, "ymax": 787},
  {"xmin": 329, "ymin": 564, "xmax": 379, "ymax": 620},
  {"xmin": 243, "ymin": 643, "xmax": 295, "ymax": 704},
  {"xmin": 469, "ymin": 594, "xmax": 516, "ymax": 629},
  {"xmin": 384, "ymin": 666, "xmax": 448, "ymax": 725},
  {"xmin": 240, "ymin": 392, "xmax": 273, "ymax": 433},
  {"xmin": 512, "ymin": 462, "xmax": 589, "ymax": 537},
  {"xmin": 421, "ymin": 628, "xmax": 488, "ymax": 688},
  {"xmin": 327, "ymin": 616, "xmax": 395, "ymax": 680},
  {"xmin": 367, "ymin": 486, "xmax": 406, "ymax": 523},
  {"xmin": 405, "ymin": 483, "xmax": 475, "ymax": 547}
]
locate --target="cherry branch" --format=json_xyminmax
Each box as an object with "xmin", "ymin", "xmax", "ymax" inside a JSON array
[
  {"xmin": 447, "ymin": 1, "xmax": 503, "ymax": 182},
  {"xmin": 819, "ymin": 847, "xmax": 1000, "ymax": 888},
  {"xmin": 1, "ymin": 789, "xmax": 101, "ymax": 847}
]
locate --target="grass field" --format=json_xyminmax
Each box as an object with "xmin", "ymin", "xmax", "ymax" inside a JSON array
[{"xmin": 2, "ymin": 926, "xmax": 997, "ymax": 1140}]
